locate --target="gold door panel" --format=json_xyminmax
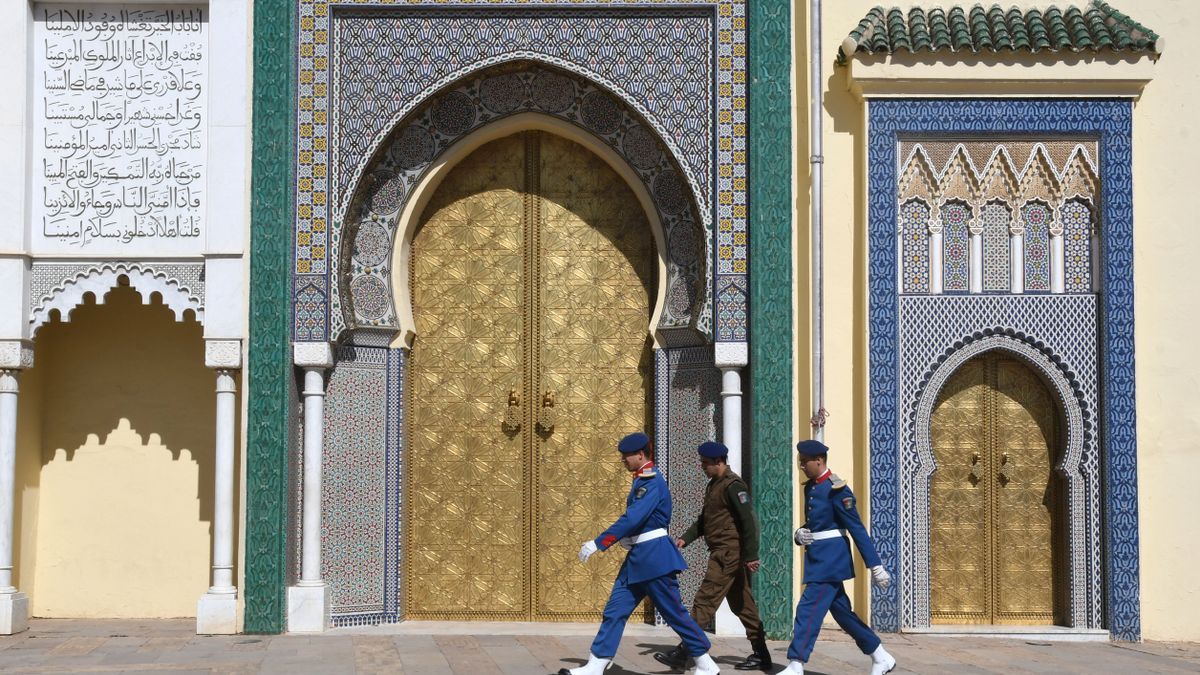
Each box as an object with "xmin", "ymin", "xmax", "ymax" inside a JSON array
[
  {"xmin": 407, "ymin": 132, "xmax": 655, "ymax": 620},
  {"xmin": 930, "ymin": 353, "xmax": 1063, "ymax": 625},
  {"xmin": 408, "ymin": 134, "xmax": 529, "ymax": 619},
  {"xmin": 535, "ymin": 133, "xmax": 654, "ymax": 618}
]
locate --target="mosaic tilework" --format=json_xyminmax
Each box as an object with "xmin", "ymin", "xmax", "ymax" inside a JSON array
[
  {"xmin": 899, "ymin": 199, "xmax": 930, "ymax": 294},
  {"xmin": 868, "ymin": 100, "xmax": 1138, "ymax": 640},
  {"xmin": 898, "ymin": 295, "xmax": 1100, "ymax": 630},
  {"xmin": 322, "ymin": 346, "xmax": 389, "ymax": 620},
  {"xmin": 1022, "ymin": 201, "xmax": 1052, "ymax": 291},
  {"xmin": 294, "ymin": 0, "xmax": 749, "ymax": 344},
  {"xmin": 1062, "ymin": 198, "xmax": 1094, "ymax": 293},
  {"xmin": 333, "ymin": 63, "xmax": 708, "ymax": 341},
  {"xmin": 655, "ymin": 346, "xmax": 722, "ymax": 616},
  {"xmin": 315, "ymin": 345, "xmax": 406, "ymax": 627},
  {"xmin": 981, "ymin": 201, "xmax": 1010, "ymax": 292},
  {"xmin": 294, "ymin": 277, "xmax": 328, "ymax": 341},
  {"xmin": 941, "ymin": 201, "xmax": 971, "ymax": 292}
]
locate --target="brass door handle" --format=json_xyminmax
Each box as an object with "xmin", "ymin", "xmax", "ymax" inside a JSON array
[
  {"xmin": 999, "ymin": 452, "xmax": 1011, "ymax": 484},
  {"xmin": 968, "ymin": 451, "xmax": 981, "ymax": 483},
  {"xmin": 503, "ymin": 390, "xmax": 522, "ymax": 431},
  {"xmin": 537, "ymin": 391, "xmax": 557, "ymax": 432}
]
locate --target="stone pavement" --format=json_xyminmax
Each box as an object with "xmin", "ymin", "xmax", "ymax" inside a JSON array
[{"xmin": 0, "ymin": 619, "xmax": 1197, "ymax": 674}]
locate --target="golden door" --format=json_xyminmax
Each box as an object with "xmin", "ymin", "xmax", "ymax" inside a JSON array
[
  {"xmin": 406, "ymin": 131, "xmax": 655, "ymax": 620},
  {"xmin": 929, "ymin": 353, "xmax": 1065, "ymax": 625}
]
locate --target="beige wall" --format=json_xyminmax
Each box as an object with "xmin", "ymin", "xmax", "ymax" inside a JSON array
[
  {"xmin": 797, "ymin": 0, "xmax": 1200, "ymax": 641},
  {"xmin": 20, "ymin": 286, "xmax": 214, "ymax": 618}
]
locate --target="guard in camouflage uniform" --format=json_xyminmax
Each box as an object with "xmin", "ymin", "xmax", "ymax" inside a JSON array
[{"xmin": 655, "ymin": 441, "xmax": 771, "ymax": 672}]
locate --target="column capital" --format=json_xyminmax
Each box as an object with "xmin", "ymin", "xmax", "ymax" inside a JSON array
[
  {"xmin": 293, "ymin": 342, "xmax": 334, "ymax": 369},
  {"xmin": 0, "ymin": 341, "xmax": 33, "ymax": 371},
  {"xmin": 204, "ymin": 339, "xmax": 242, "ymax": 369},
  {"xmin": 714, "ymin": 342, "xmax": 748, "ymax": 368}
]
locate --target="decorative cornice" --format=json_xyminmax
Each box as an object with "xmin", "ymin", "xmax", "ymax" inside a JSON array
[
  {"xmin": 293, "ymin": 342, "xmax": 334, "ymax": 369},
  {"xmin": 0, "ymin": 341, "xmax": 34, "ymax": 370},
  {"xmin": 205, "ymin": 340, "xmax": 243, "ymax": 369}
]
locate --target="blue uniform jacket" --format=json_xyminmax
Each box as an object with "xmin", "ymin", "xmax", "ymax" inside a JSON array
[
  {"xmin": 801, "ymin": 470, "xmax": 881, "ymax": 583},
  {"xmin": 594, "ymin": 465, "xmax": 688, "ymax": 585}
]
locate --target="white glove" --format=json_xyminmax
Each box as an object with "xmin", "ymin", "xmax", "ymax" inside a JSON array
[
  {"xmin": 794, "ymin": 527, "xmax": 813, "ymax": 546},
  {"xmin": 870, "ymin": 565, "xmax": 891, "ymax": 589},
  {"xmin": 578, "ymin": 540, "xmax": 598, "ymax": 563}
]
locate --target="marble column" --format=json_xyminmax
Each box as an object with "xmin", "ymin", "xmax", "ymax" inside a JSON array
[
  {"xmin": 0, "ymin": 340, "xmax": 32, "ymax": 635},
  {"xmin": 197, "ymin": 340, "xmax": 241, "ymax": 634},
  {"xmin": 288, "ymin": 342, "xmax": 334, "ymax": 632},
  {"xmin": 713, "ymin": 342, "xmax": 747, "ymax": 637}
]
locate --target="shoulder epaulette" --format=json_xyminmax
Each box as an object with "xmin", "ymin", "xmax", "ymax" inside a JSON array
[{"xmin": 829, "ymin": 473, "xmax": 847, "ymax": 490}]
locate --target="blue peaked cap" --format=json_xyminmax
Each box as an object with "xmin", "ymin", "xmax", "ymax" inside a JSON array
[
  {"xmin": 796, "ymin": 439, "xmax": 830, "ymax": 456},
  {"xmin": 618, "ymin": 432, "xmax": 651, "ymax": 453},
  {"xmin": 697, "ymin": 441, "xmax": 729, "ymax": 458}
]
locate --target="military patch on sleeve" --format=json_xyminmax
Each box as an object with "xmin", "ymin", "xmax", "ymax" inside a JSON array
[
  {"xmin": 636, "ymin": 487, "xmax": 648, "ymax": 499},
  {"xmin": 841, "ymin": 495, "xmax": 855, "ymax": 510},
  {"xmin": 737, "ymin": 491, "xmax": 749, "ymax": 504}
]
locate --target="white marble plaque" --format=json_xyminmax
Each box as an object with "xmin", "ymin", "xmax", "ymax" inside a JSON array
[{"xmin": 33, "ymin": 4, "xmax": 207, "ymax": 255}]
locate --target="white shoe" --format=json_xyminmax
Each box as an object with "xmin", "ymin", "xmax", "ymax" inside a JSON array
[
  {"xmin": 785, "ymin": 661, "xmax": 805, "ymax": 674},
  {"xmin": 869, "ymin": 645, "xmax": 896, "ymax": 675},
  {"xmin": 563, "ymin": 653, "xmax": 612, "ymax": 675},
  {"xmin": 689, "ymin": 652, "xmax": 720, "ymax": 674}
]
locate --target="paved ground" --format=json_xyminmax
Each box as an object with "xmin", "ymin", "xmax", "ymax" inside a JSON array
[{"xmin": 0, "ymin": 619, "xmax": 1197, "ymax": 674}]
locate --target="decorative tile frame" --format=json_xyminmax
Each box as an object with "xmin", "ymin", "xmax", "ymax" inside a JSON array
[
  {"xmin": 291, "ymin": 0, "xmax": 751, "ymax": 344},
  {"xmin": 867, "ymin": 99, "xmax": 1138, "ymax": 640},
  {"xmin": 334, "ymin": 62, "xmax": 710, "ymax": 343}
]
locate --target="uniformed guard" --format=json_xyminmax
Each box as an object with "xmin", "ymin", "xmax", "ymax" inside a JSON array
[
  {"xmin": 784, "ymin": 439, "xmax": 896, "ymax": 675},
  {"xmin": 560, "ymin": 432, "xmax": 721, "ymax": 675},
  {"xmin": 655, "ymin": 441, "xmax": 771, "ymax": 671}
]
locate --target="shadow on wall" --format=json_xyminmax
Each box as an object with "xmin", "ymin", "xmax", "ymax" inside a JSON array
[{"xmin": 14, "ymin": 283, "xmax": 221, "ymax": 618}]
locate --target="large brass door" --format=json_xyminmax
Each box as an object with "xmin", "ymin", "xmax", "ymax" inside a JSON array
[
  {"xmin": 929, "ymin": 353, "xmax": 1065, "ymax": 625},
  {"xmin": 406, "ymin": 132, "xmax": 655, "ymax": 620}
]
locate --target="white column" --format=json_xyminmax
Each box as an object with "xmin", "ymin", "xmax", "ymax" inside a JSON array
[
  {"xmin": 969, "ymin": 229, "xmax": 983, "ymax": 293},
  {"xmin": 288, "ymin": 342, "xmax": 334, "ymax": 632},
  {"xmin": 197, "ymin": 340, "xmax": 241, "ymax": 634},
  {"xmin": 1050, "ymin": 229, "xmax": 1065, "ymax": 293},
  {"xmin": 1010, "ymin": 231, "xmax": 1025, "ymax": 294},
  {"xmin": 0, "ymin": 341, "xmax": 32, "ymax": 635},
  {"xmin": 929, "ymin": 229, "xmax": 943, "ymax": 294},
  {"xmin": 713, "ymin": 343, "xmax": 747, "ymax": 637}
]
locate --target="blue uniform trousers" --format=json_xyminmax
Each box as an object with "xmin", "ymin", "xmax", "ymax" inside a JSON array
[
  {"xmin": 787, "ymin": 581, "xmax": 880, "ymax": 662},
  {"xmin": 591, "ymin": 566, "xmax": 711, "ymax": 659}
]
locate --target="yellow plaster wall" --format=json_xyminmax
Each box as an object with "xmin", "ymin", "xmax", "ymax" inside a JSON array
[
  {"xmin": 796, "ymin": 0, "xmax": 1200, "ymax": 640},
  {"xmin": 25, "ymin": 286, "xmax": 214, "ymax": 618}
]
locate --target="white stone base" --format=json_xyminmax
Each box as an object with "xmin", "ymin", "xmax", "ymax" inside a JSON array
[
  {"xmin": 0, "ymin": 592, "xmax": 29, "ymax": 634},
  {"xmin": 287, "ymin": 585, "xmax": 329, "ymax": 633},
  {"xmin": 196, "ymin": 592, "xmax": 238, "ymax": 635}
]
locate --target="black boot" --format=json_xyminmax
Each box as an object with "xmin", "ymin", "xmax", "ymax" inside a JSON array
[
  {"xmin": 733, "ymin": 640, "xmax": 773, "ymax": 671},
  {"xmin": 653, "ymin": 643, "xmax": 688, "ymax": 670}
]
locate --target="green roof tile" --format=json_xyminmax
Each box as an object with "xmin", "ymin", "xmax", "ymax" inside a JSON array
[{"xmin": 838, "ymin": 0, "xmax": 1161, "ymax": 63}]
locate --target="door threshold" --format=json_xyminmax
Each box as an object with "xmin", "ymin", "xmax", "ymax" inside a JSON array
[{"xmin": 904, "ymin": 625, "xmax": 1110, "ymax": 642}]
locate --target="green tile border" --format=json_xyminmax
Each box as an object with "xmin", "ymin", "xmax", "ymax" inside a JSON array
[
  {"xmin": 244, "ymin": 0, "xmax": 296, "ymax": 634},
  {"xmin": 748, "ymin": 0, "xmax": 794, "ymax": 640}
]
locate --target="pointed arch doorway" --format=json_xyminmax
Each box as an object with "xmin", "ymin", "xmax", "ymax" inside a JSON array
[
  {"xmin": 405, "ymin": 131, "xmax": 656, "ymax": 621},
  {"xmin": 929, "ymin": 352, "xmax": 1068, "ymax": 625}
]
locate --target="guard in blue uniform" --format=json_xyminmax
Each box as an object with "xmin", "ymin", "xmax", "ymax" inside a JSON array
[
  {"xmin": 560, "ymin": 432, "xmax": 721, "ymax": 675},
  {"xmin": 784, "ymin": 439, "xmax": 896, "ymax": 675}
]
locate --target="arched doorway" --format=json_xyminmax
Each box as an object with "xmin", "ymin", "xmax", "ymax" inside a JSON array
[
  {"xmin": 405, "ymin": 131, "xmax": 656, "ymax": 620},
  {"xmin": 929, "ymin": 352, "xmax": 1067, "ymax": 625}
]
